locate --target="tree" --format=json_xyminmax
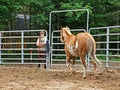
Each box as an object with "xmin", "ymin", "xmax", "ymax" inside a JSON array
[
  {"xmin": 0, "ymin": 0, "xmax": 22, "ymax": 30},
  {"xmin": 29, "ymin": 0, "xmax": 54, "ymax": 30},
  {"xmin": 0, "ymin": 0, "xmax": 119, "ymax": 31},
  {"xmin": 50, "ymin": 1, "xmax": 93, "ymax": 30}
]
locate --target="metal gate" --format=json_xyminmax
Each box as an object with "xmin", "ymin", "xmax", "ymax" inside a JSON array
[
  {"xmin": 49, "ymin": 9, "xmax": 89, "ymax": 67},
  {"xmin": 51, "ymin": 29, "xmax": 86, "ymax": 66},
  {"xmin": 89, "ymin": 26, "xmax": 120, "ymax": 68},
  {"xmin": 0, "ymin": 30, "xmax": 50, "ymax": 68}
]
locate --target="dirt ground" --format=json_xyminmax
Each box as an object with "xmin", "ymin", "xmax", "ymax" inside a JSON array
[{"xmin": 0, "ymin": 65, "xmax": 120, "ymax": 90}]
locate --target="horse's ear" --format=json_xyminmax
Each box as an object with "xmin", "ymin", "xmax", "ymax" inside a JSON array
[
  {"xmin": 66, "ymin": 26, "xmax": 69, "ymax": 29},
  {"xmin": 66, "ymin": 26, "xmax": 68, "ymax": 28}
]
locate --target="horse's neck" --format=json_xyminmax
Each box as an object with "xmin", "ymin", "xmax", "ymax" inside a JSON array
[
  {"xmin": 65, "ymin": 29, "xmax": 71, "ymax": 35},
  {"xmin": 64, "ymin": 29, "xmax": 75, "ymax": 43},
  {"xmin": 64, "ymin": 34, "xmax": 75, "ymax": 44}
]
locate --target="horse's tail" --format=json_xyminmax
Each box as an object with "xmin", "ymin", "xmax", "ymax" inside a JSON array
[{"xmin": 87, "ymin": 34, "xmax": 102, "ymax": 66}]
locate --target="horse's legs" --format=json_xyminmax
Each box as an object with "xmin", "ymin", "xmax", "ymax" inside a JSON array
[
  {"xmin": 66, "ymin": 56, "xmax": 72, "ymax": 74},
  {"xmin": 66, "ymin": 56, "xmax": 76, "ymax": 75},
  {"xmin": 80, "ymin": 56, "xmax": 86, "ymax": 79},
  {"xmin": 72, "ymin": 57, "xmax": 76, "ymax": 65},
  {"xmin": 70, "ymin": 57, "xmax": 76, "ymax": 74},
  {"xmin": 92, "ymin": 61, "xmax": 97, "ymax": 74}
]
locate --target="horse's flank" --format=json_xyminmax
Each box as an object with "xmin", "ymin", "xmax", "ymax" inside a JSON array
[
  {"xmin": 64, "ymin": 32, "xmax": 95, "ymax": 57},
  {"xmin": 76, "ymin": 32, "xmax": 95, "ymax": 56}
]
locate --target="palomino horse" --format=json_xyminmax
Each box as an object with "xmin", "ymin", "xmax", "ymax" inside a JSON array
[{"xmin": 60, "ymin": 27, "xmax": 102, "ymax": 79}]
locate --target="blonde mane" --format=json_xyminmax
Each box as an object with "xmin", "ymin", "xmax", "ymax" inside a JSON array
[{"xmin": 63, "ymin": 27, "xmax": 72, "ymax": 35}]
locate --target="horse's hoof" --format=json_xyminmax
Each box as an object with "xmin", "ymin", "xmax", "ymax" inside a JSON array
[{"xmin": 82, "ymin": 76, "xmax": 86, "ymax": 79}]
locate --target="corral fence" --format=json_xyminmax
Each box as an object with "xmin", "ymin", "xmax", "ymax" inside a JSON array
[
  {"xmin": 89, "ymin": 26, "xmax": 120, "ymax": 68},
  {"xmin": 51, "ymin": 26, "xmax": 120, "ymax": 68},
  {"xmin": 0, "ymin": 27, "xmax": 119, "ymax": 68},
  {"xmin": 0, "ymin": 30, "xmax": 50, "ymax": 68}
]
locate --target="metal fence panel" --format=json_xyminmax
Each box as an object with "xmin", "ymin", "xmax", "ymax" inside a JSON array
[
  {"xmin": 0, "ymin": 30, "xmax": 50, "ymax": 68},
  {"xmin": 89, "ymin": 26, "xmax": 120, "ymax": 68}
]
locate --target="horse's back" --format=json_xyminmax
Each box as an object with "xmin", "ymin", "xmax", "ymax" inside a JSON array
[
  {"xmin": 76, "ymin": 32, "xmax": 91, "ymax": 44},
  {"xmin": 76, "ymin": 32, "xmax": 92, "ymax": 38},
  {"xmin": 76, "ymin": 32, "xmax": 95, "ymax": 55}
]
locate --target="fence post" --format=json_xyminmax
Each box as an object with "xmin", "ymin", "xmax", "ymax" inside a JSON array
[
  {"xmin": 21, "ymin": 31, "xmax": 24, "ymax": 63},
  {"xmin": 30, "ymin": 48, "xmax": 32, "ymax": 63},
  {"xmin": 46, "ymin": 53, "xmax": 50, "ymax": 69},
  {"xmin": 106, "ymin": 28, "xmax": 109, "ymax": 67},
  {"xmin": 0, "ymin": 33, "xmax": 1, "ymax": 64}
]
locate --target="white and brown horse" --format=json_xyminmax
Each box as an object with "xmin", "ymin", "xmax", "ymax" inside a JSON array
[{"xmin": 60, "ymin": 27, "xmax": 102, "ymax": 79}]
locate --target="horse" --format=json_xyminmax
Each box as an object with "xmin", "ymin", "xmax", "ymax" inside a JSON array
[{"xmin": 60, "ymin": 26, "xmax": 102, "ymax": 79}]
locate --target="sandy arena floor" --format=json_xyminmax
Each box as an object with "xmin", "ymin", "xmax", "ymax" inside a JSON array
[{"xmin": 0, "ymin": 65, "xmax": 120, "ymax": 90}]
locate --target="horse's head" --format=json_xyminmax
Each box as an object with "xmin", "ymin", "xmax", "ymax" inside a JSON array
[
  {"xmin": 60, "ymin": 27, "xmax": 65, "ymax": 42},
  {"xmin": 60, "ymin": 26, "xmax": 72, "ymax": 42}
]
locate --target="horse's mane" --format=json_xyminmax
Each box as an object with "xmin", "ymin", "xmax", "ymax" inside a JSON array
[{"xmin": 63, "ymin": 27, "xmax": 72, "ymax": 35}]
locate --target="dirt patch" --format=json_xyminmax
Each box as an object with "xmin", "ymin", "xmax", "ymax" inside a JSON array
[{"xmin": 0, "ymin": 65, "xmax": 120, "ymax": 90}]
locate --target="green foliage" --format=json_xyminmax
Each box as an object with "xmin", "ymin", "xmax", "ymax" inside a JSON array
[
  {"xmin": 0, "ymin": 0, "xmax": 22, "ymax": 30},
  {"xmin": 58, "ymin": 1, "xmax": 93, "ymax": 29},
  {"xmin": 0, "ymin": 0, "xmax": 119, "ymax": 30},
  {"xmin": 29, "ymin": 0, "xmax": 54, "ymax": 29}
]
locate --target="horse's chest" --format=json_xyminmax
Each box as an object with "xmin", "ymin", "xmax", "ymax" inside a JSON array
[
  {"xmin": 68, "ymin": 46, "xmax": 78, "ymax": 56},
  {"xmin": 66, "ymin": 41, "xmax": 78, "ymax": 57}
]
